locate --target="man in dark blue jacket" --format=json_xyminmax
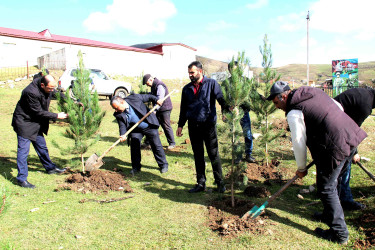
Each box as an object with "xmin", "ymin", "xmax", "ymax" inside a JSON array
[
  {"xmin": 177, "ymin": 61, "xmax": 227, "ymax": 193},
  {"xmin": 12, "ymin": 75, "xmax": 68, "ymax": 188},
  {"xmin": 111, "ymin": 94, "xmax": 168, "ymax": 174},
  {"xmin": 143, "ymin": 74, "xmax": 175, "ymax": 149}
]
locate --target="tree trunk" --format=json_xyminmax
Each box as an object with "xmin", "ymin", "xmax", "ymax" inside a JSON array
[{"xmin": 81, "ymin": 154, "xmax": 85, "ymax": 173}]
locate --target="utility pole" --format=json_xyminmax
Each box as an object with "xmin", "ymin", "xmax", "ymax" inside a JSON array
[{"xmin": 306, "ymin": 11, "xmax": 310, "ymax": 85}]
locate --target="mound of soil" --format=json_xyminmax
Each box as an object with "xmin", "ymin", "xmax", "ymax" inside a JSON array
[
  {"xmin": 207, "ymin": 197, "xmax": 267, "ymax": 237},
  {"xmin": 56, "ymin": 170, "xmax": 132, "ymax": 193},
  {"xmin": 272, "ymin": 118, "xmax": 289, "ymax": 130},
  {"xmin": 351, "ymin": 211, "xmax": 375, "ymax": 248},
  {"xmin": 244, "ymin": 185, "xmax": 271, "ymax": 198}
]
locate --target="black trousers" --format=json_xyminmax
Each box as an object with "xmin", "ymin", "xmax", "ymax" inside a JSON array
[
  {"xmin": 156, "ymin": 110, "xmax": 175, "ymax": 145},
  {"xmin": 188, "ymin": 121, "xmax": 223, "ymax": 185},
  {"xmin": 315, "ymin": 149, "xmax": 355, "ymax": 240},
  {"xmin": 129, "ymin": 127, "xmax": 168, "ymax": 170}
]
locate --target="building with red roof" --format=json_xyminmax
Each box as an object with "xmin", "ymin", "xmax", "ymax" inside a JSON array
[{"xmin": 0, "ymin": 27, "xmax": 197, "ymax": 78}]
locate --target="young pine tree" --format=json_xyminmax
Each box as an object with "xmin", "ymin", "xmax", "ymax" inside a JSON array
[
  {"xmin": 55, "ymin": 51, "xmax": 105, "ymax": 172},
  {"xmin": 220, "ymin": 51, "xmax": 254, "ymax": 207},
  {"xmin": 250, "ymin": 34, "xmax": 282, "ymax": 166}
]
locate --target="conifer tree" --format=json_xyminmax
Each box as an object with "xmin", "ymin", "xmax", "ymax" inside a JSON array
[
  {"xmin": 55, "ymin": 51, "xmax": 105, "ymax": 172},
  {"xmin": 250, "ymin": 34, "xmax": 282, "ymax": 166},
  {"xmin": 220, "ymin": 51, "xmax": 254, "ymax": 207}
]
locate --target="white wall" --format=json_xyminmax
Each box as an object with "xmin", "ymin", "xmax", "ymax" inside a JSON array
[{"xmin": 1, "ymin": 34, "xmax": 196, "ymax": 79}]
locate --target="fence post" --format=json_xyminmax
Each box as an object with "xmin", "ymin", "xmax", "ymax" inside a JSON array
[{"xmin": 27, "ymin": 61, "xmax": 29, "ymax": 79}]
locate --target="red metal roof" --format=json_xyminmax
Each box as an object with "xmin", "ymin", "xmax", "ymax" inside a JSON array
[
  {"xmin": 0, "ymin": 26, "xmax": 163, "ymax": 55},
  {"xmin": 146, "ymin": 43, "xmax": 197, "ymax": 53}
]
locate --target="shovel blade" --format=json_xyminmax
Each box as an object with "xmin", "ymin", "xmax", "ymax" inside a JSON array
[
  {"xmin": 84, "ymin": 153, "xmax": 104, "ymax": 171},
  {"xmin": 250, "ymin": 201, "xmax": 268, "ymax": 219}
]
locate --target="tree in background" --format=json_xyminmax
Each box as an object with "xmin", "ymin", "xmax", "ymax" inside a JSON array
[
  {"xmin": 220, "ymin": 51, "xmax": 255, "ymax": 207},
  {"xmin": 138, "ymin": 71, "xmax": 148, "ymax": 94},
  {"xmin": 54, "ymin": 51, "xmax": 105, "ymax": 172},
  {"xmin": 250, "ymin": 34, "xmax": 282, "ymax": 166}
]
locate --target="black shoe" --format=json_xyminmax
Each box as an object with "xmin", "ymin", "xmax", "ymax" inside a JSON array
[
  {"xmin": 47, "ymin": 167, "xmax": 66, "ymax": 174},
  {"xmin": 312, "ymin": 212, "xmax": 329, "ymax": 225},
  {"xmin": 341, "ymin": 201, "xmax": 366, "ymax": 211},
  {"xmin": 130, "ymin": 168, "xmax": 141, "ymax": 175},
  {"xmin": 245, "ymin": 155, "xmax": 256, "ymax": 163},
  {"xmin": 314, "ymin": 227, "xmax": 348, "ymax": 245},
  {"xmin": 160, "ymin": 166, "xmax": 168, "ymax": 174},
  {"xmin": 17, "ymin": 180, "xmax": 35, "ymax": 189},
  {"xmin": 216, "ymin": 182, "xmax": 226, "ymax": 193},
  {"xmin": 188, "ymin": 184, "xmax": 205, "ymax": 193},
  {"xmin": 141, "ymin": 143, "xmax": 151, "ymax": 149}
]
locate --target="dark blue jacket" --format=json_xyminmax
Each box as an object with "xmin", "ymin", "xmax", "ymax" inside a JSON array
[
  {"xmin": 114, "ymin": 94, "xmax": 159, "ymax": 135},
  {"xmin": 178, "ymin": 76, "xmax": 226, "ymax": 127}
]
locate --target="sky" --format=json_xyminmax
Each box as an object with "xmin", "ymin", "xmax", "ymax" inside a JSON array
[{"xmin": 1, "ymin": 0, "xmax": 374, "ymax": 67}]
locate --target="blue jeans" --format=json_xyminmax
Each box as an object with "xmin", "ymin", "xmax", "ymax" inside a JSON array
[
  {"xmin": 339, "ymin": 161, "xmax": 353, "ymax": 203},
  {"xmin": 240, "ymin": 112, "xmax": 253, "ymax": 157},
  {"xmin": 17, "ymin": 134, "xmax": 56, "ymax": 182}
]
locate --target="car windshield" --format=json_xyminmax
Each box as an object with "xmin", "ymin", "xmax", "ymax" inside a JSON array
[{"xmin": 70, "ymin": 69, "xmax": 109, "ymax": 80}]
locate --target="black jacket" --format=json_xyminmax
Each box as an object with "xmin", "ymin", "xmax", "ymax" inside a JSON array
[
  {"xmin": 12, "ymin": 78, "xmax": 59, "ymax": 141},
  {"xmin": 113, "ymin": 94, "xmax": 159, "ymax": 135},
  {"xmin": 334, "ymin": 87, "xmax": 375, "ymax": 126}
]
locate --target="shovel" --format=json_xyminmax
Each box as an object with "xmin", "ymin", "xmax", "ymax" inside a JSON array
[
  {"xmin": 242, "ymin": 161, "xmax": 315, "ymax": 220},
  {"xmin": 84, "ymin": 89, "xmax": 177, "ymax": 172},
  {"xmin": 357, "ymin": 161, "xmax": 375, "ymax": 183}
]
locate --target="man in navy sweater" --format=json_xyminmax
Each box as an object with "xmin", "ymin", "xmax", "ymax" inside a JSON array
[
  {"xmin": 111, "ymin": 94, "xmax": 168, "ymax": 175},
  {"xmin": 177, "ymin": 61, "xmax": 227, "ymax": 193}
]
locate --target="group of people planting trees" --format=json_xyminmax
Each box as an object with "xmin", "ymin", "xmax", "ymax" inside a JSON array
[{"xmin": 12, "ymin": 35, "xmax": 373, "ymax": 245}]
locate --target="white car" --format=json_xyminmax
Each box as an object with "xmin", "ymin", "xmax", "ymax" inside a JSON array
[{"xmin": 58, "ymin": 68, "xmax": 132, "ymax": 98}]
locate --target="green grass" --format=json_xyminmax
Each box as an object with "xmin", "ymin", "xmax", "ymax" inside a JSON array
[{"xmin": 0, "ymin": 78, "xmax": 374, "ymax": 249}]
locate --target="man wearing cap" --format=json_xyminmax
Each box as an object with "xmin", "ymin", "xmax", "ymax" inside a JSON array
[
  {"xmin": 177, "ymin": 61, "xmax": 227, "ymax": 193},
  {"xmin": 143, "ymin": 74, "xmax": 175, "ymax": 149},
  {"xmin": 267, "ymin": 81, "xmax": 367, "ymax": 244},
  {"xmin": 110, "ymin": 94, "xmax": 168, "ymax": 174}
]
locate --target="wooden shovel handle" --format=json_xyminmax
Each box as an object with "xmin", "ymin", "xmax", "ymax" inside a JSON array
[
  {"xmin": 267, "ymin": 161, "xmax": 315, "ymax": 204},
  {"xmin": 97, "ymin": 89, "xmax": 177, "ymax": 162},
  {"xmin": 357, "ymin": 162, "xmax": 375, "ymax": 183}
]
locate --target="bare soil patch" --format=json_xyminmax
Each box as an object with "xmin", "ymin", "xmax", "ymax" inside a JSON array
[
  {"xmin": 244, "ymin": 185, "xmax": 271, "ymax": 198},
  {"xmin": 351, "ymin": 210, "xmax": 375, "ymax": 249},
  {"xmin": 56, "ymin": 170, "xmax": 132, "ymax": 193},
  {"xmin": 207, "ymin": 197, "xmax": 268, "ymax": 237}
]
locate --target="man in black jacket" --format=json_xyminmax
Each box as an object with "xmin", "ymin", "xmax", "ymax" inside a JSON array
[
  {"xmin": 267, "ymin": 81, "xmax": 367, "ymax": 244},
  {"xmin": 111, "ymin": 94, "xmax": 168, "ymax": 174},
  {"xmin": 334, "ymin": 87, "xmax": 375, "ymax": 210},
  {"xmin": 142, "ymin": 74, "xmax": 175, "ymax": 149},
  {"xmin": 177, "ymin": 61, "xmax": 227, "ymax": 193},
  {"xmin": 12, "ymin": 75, "xmax": 68, "ymax": 189}
]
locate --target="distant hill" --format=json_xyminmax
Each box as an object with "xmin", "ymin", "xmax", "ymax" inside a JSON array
[{"xmin": 197, "ymin": 55, "xmax": 375, "ymax": 86}]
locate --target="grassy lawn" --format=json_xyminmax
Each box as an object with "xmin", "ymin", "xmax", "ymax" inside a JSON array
[{"xmin": 0, "ymin": 78, "xmax": 374, "ymax": 249}]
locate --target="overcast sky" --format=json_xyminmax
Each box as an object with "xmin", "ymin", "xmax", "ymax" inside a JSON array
[{"xmin": 1, "ymin": 0, "xmax": 374, "ymax": 67}]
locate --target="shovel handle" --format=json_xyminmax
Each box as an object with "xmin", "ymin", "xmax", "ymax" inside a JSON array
[
  {"xmin": 357, "ymin": 162, "xmax": 375, "ymax": 183},
  {"xmin": 96, "ymin": 89, "xmax": 177, "ymax": 162},
  {"xmin": 267, "ymin": 161, "xmax": 315, "ymax": 204}
]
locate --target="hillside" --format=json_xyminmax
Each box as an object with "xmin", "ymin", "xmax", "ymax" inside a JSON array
[{"xmin": 198, "ymin": 55, "xmax": 375, "ymax": 86}]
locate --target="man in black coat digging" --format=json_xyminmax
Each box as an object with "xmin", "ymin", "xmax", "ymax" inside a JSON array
[
  {"xmin": 111, "ymin": 94, "xmax": 168, "ymax": 175},
  {"xmin": 12, "ymin": 75, "xmax": 68, "ymax": 188}
]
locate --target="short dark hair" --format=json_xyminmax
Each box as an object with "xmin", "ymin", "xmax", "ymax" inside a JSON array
[
  {"xmin": 188, "ymin": 61, "xmax": 203, "ymax": 70},
  {"xmin": 228, "ymin": 60, "xmax": 238, "ymax": 71},
  {"xmin": 110, "ymin": 95, "xmax": 124, "ymax": 106}
]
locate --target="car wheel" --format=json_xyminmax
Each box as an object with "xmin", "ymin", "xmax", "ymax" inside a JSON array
[{"xmin": 114, "ymin": 88, "xmax": 128, "ymax": 99}]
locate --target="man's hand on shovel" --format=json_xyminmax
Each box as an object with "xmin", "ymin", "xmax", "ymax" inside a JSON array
[{"xmin": 120, "ymin": 134, "xmax": 127, "ymax": 142}]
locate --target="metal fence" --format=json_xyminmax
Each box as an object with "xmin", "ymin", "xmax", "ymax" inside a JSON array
[
  {"xmin": 317, "ymin": 85, "xmax": 364, "ymax": 98},
  {"xmin": 0, "ymin": 61, "xmax": 41, "ymax": 81}
]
